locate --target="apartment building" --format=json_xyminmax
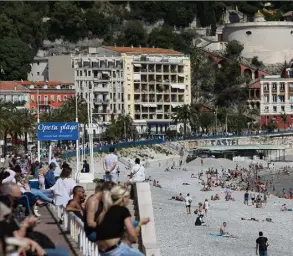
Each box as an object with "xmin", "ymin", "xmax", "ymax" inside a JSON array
[
  {"xmin": 28, "ymin": 55, "xmax": 74, "ymax": 83},
  {"xmin": 260, "ymin": 76, "xmax": 293, "ymax": 128},
  {"xmin": 0, "ymin": 82, "xmax": 30, "ymax": 107},
  {"xmin": 72, "ymin": 46, "xmax": 191, "ymax": 133}
]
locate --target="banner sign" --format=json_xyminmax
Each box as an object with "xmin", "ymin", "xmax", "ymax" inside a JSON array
[
  {"xmin": 37, "ymin": 122, "xmax": 79, "ymax": 141},
  {"xmin": 210, "ymin": 138, "xmax": 238, "ymax": 146}
]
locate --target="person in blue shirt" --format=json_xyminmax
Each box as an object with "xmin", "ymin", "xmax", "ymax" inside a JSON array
[
  {"xmin": 82, "ymin": 160, "xmax": 90, "ymax": 173},
  {"xmin": 45, "ymin": 162, "xmax": 57, "ymax": 189}
]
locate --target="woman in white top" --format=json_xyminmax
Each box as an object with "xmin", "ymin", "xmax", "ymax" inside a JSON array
[{"xmin": 49, "ymin": 166, "xmax": 76, "ymax": 207}]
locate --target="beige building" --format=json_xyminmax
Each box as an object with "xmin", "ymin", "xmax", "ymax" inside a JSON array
[{"xmin": 72, "ymin": 46, "xmax": 191, "ymax": 133}]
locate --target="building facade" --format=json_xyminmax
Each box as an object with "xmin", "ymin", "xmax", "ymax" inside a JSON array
[
  {"xmin": 28, "ymin": 56, "xmax": 49, "ymax": 82},
  {"xmin": 28, "ymin": 55, "xmax": 74, "ymax": 83},
  {"xmin": 222, "ymin": 11, "xmax": 293, "ymax": 64},
  {"xmin": 0, "ymin": 82, "xmax": 30, "ymax": 107},
  {"xmin": 259, "ymin": 77, "xmax": 293, "ymax": 128},
  {"xmin": 0, "ymin": 81, "xmax": 75, "ymax": 113},
  {"xmin": 72, "ymin": 46, "xmax": 191, "ymax": 133}
]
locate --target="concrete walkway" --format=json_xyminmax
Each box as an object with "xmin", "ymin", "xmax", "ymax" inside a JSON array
[{"xmin": 34, "ymin": 206, "xmax": 81, "ymax": 256}]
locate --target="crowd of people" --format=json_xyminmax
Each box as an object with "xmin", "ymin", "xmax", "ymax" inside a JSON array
[{"xmin": 0, "ymin": 146, "xmax": 150, "ymax": 256}]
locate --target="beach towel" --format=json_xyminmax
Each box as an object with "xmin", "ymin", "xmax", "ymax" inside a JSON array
[{"xmin": 209, "ymin": 234, "xmax": 237, "ymax": 238}]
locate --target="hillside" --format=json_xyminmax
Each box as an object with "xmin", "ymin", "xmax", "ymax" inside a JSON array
[{"xmin": 1, "ymin": 1, "xmax": 293, "ymax": 107}]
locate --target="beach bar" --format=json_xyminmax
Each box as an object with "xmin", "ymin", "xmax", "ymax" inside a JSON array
[{"xmin": 191, "ymin": 144, "xmax": 286, "ymax": 162}]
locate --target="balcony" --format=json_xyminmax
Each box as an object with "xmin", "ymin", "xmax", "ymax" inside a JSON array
[{"xmin": 93, "ymin": 85, "xmax": 109, "ymax": 92}]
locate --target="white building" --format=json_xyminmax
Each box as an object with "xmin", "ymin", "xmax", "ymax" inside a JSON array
[
  {"xmin": 28, "ymin": 56, "xmax": 49, "ymax": 81},
  {"xmin": 260, "ymin": 76, "xmax": 293, "ymax": 128},
  {"xmin": 222, "ymin": 11, "xmax": 293, "ymax": 64},
  {"xmin": 72, "ymin": 46, "xmax": 191, "ymax": 134}
]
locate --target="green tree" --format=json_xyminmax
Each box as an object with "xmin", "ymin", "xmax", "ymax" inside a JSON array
[
  {"xmin": 0, "ymin": 37, "xmax": 34, "ymax": 80},
  {"xmin": 120, "ymin": 20, "xmax": 147, "ymax": 47},
  {"xmin": 172, "ymin": 104, "xmax": 192, "ymax": 138},
  {"xmin": 104, "ymin": 114, "xmax": 137, "ymax": 142},
  {"xmin": 85, "ymin": 7, "xmax": 110, "ymax": 37},
  {"xmin": 251, "ymin": 56, "xmax": 264, "ymax": 68},
  {"xmin": 48, "ymin": 2, "xmax": 86, "ymax": 42},
  {"xmin": 224, "ymin": 40, "xmax": 244, "ymax": 60}
]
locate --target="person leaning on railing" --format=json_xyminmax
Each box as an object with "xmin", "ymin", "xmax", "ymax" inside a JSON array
[
  {"xmin": 96, "ymin": 185, "xmax": 150, "ymax": 256},
  {"xmin": 84, "ymin": 181, "xmax": 115, "ymax": 242}
]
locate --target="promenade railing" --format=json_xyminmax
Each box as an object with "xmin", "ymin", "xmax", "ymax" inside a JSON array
[{"xmin": 49, "ymin": 204, "xmax": 100, "ymax": 256}]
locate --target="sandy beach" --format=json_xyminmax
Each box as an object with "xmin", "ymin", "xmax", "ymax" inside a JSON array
[{"xmin": 146, "ymin": 157, "xmax": 293, "ymax": 256}]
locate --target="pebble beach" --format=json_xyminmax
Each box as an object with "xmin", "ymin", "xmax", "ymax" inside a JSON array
[{"xmin": 146, "ymin": 157, "xmax": 293, "ymax": 256}]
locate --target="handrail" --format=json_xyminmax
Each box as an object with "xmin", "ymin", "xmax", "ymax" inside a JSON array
[{"xmin": 49, "ymin": 205, "xmax": 100, "ymax": 256}]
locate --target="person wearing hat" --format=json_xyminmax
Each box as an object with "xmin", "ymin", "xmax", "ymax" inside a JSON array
[{"xmin": 44, "ymin": 162, "xmax": 57, "ymax": 189}]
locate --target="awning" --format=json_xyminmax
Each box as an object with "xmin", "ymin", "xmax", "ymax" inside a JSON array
[
  {"xmin": 142, "ymin": 104, "xmax": 157, "ymax": 107},
  {"xmin": 170, "ymin": 83, "xmax": 185, "ymax": 90},
  {"xmin": 134, "ymin": 64, "xmax": 142, "ymax": 67},
  {"xmin": 134, "ymin": 74, "xmax": 141, "ymax": 81},
  {"xmin": 171, "ymin": 104, "xmax": 183, "ymax": 108}
]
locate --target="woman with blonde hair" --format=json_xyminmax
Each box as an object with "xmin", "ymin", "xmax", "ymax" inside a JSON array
[{"xmin": 96, "ymin": 185, "xmax": 150, "ymax": 256}]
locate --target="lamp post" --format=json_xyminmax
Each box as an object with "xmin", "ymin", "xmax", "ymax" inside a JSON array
[{"xmin": 37, "ymin": 89, "xmax": 41, "ymax": 162}]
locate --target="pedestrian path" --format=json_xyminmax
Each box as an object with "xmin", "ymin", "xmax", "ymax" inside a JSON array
[{"xmin": 35, "ymin": 206, "xmax": 82, "ymax": 256}]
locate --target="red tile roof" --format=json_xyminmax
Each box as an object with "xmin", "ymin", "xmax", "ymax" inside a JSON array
[
  {"xmin": 0, "ymin": 81, "xmax": 73, "ymax": 91},
  {"xmin": 0, "ymin": 82, "xmax": 28, "ymax": 91},
  {"xmin": 103, "ymin": 46, "xmax": 181, "ymax": 54},
  {"xmin": 283, "ymin": 11, "xmax": 293, "ymax": 17},
  {"xmin": 249, "ymin": 79, "xmax": 261, "ymax": 89}
]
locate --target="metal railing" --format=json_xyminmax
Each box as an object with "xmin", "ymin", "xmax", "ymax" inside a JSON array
[{"xmin": 49, "ymin": 205, "xmax": 100, "ymax": 256}]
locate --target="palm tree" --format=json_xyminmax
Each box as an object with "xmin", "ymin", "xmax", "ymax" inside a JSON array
[{"xmin": 172, "ymin": 104, "xmax": 192, "ymax": 138}]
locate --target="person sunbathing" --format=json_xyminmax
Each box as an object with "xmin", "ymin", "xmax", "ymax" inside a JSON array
[
  {"xmin": 211, "ymin": 194, "xmax": 220, "ymax": 201},
  {"xmin": 191, "ymin": 174, "xmax": 196, "ymax": 178},
  {"xmin": 281, "ymin": 204, "xmax": 288, "ymax": 211},
  {"xmin": 169, "ymin": 193, "xmax": 184, "ymax": 201},
  {"xmin": 220, "ymin": 222, "xmax": 229, "ymax": 235}
]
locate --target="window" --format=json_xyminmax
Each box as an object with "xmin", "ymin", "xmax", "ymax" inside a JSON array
[
  {"xmin": 76, "ymin": 70, "xmax": 79, "ymax": 76},
  {"xmin": 272, "ymin": 94, "xmax": 277, "ymax": 102},
  {"xmin": 79, "ymin": 70, "xmax": 82, "ymax": 76},
  {"xmin": 291, "ymin": 31, "xmax": 293, "ymax": 35},
  {"xmin": 263, "ymin": 83, "xmax": 269, "ymax": 90},
  {"xmin": 31, "ymin": 95, "xmax": 34, "ymax": 102},
  {"xmin": 279, "ymin": 95, "xmax": 285, "ymax": 103},
  {"xmin": 264, "ymin": 106, "xmax": 269, "ymax": 112},
  {"xmin": 88, "ymin": 70, "xmax": 91, "ymax": 76},
  {"xmin": 38, "ymin": 96, "xmax": 41, "ymax": 104},
  {"xmin": 37, "ymin": 72, "xmax": 40, "ymax": 76},
  {"xmin": 44, "ymin": 96, "xmax": 48, "ymax": 105},
  {"xmin": 264, "ymin": 95, "xmax": 269, "ymax": 103},
  {"xmin": 50, "ymin": 95, "xmax": 54, "ymax": 102},
  {"xmin": 57, "ymin": 95, "xmax": 61, "ymax": 102},
  {"xmin": 280, "ymin": 83, "xmax": 285, "ymax": 90},
  {"xmin": 246, "ymin": 31, "xmax": 252, "ymax": 35},
  {"xmin": 272, "ymin": 83, "xmax": 277, "ymax": 90},
  {"xmin": 128, "ymin": 94, "xmax": 131, "ymax": 101},
  {"xmin": 273, "ymin": 106, "xmax": 277, "ymax": 112},
  {"xmin": 37, "ymin": 62, "xmax": 40, "ymax": 65},
  {"xmin": 281, "ymin": 106, "xmax": 285, "ymax": 112},
  {"xmin": 63, "ymin": 96, "xmax": 67, "ymax": 101}
]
